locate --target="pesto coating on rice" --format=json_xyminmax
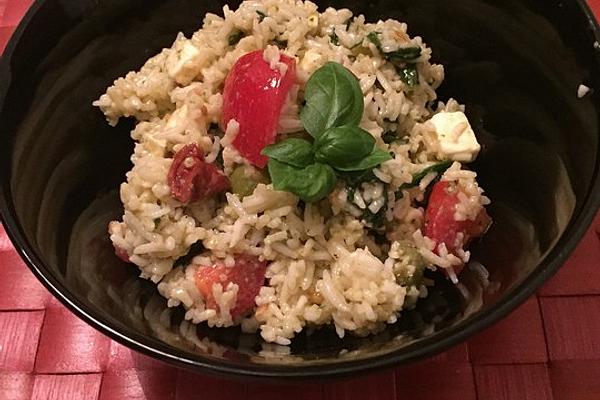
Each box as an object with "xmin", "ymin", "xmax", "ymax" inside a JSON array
[{"xmin": 95, "ymin": 0, "xmax": 491, "ymax": 345}]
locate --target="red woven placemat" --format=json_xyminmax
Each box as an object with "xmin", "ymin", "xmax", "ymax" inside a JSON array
[{"xmin": 2, "ymin": 1, "xmax": 600, "ymax": 399}]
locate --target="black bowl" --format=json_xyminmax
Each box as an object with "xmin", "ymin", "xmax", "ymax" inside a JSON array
[{"xmin": 1, "ymin": 0, "xmax": 600, "ymax": 379}]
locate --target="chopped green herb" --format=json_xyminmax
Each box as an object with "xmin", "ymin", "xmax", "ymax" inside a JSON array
[
  {"xmin": 367, "ymin": 31, "xmax": 422, "ymax": 62},
  {"xmin": 382, "ymin": 132, "xmax": 397, "ymax": 144},
  {"xmin": 363, "ymin": 203, "xmax": 387, "ymax": 229},
  {"xmin": 271, "ymin": 38, "xmax": 288, "ymax": 49},
  {"xmin": 372, "ymin": 232, "xmax": 388, "ymax": 245},
  {"xmin": 386, "ymin": 47, "xmax": 422, "ymax": 62},
  {"xmin": 367, "ymin": 31, "xmax": 383, "ymax": 47},
  {"xmin": 330, "ymin": 29, "xmax": 339, "ymax": 45},
  {"xmin": 397, "ymin": 64, "xmax": 419, "ymax": 87},
  {"xmin": 345, "ymin": 17, "xmax": 353, "ymax": 30},
  {"xmin": 174, "ymin": 241, "xmax": 205, "ymax": 268},
  {"xmin": 153, "ymin": 218, "xmax": 161, "ymax": 227},
  {"xmin": 346, "ymin": 182, "xmax": 388, "ymax": 229},
  {"xmin": 346, "ymin": 186, "xmax": 356, "ymax": 203},
  {"xmin": 398, "ymin": 160, "xmax": 452, "ymax": 192},
  {"xmin": 350, "ymin": 40, "xmax": 363, "ymax": 50},
  {"xmin": 228, "ymin": 30, "xmax": 245, "ymax": 46},
  {"xmin": 382, "ymin": 131, "xmax": 410, "ymax": 145},
  {"xmin": 256, "ymin": 10, "xmax": 267, "ymax": 22},
  {"xmin": 362, "ymin": 189, "xmax": 388, "ymax": 229},
  {"xmin": 340, "ymin": 169, "xmax": 379, "ymax": 189}
]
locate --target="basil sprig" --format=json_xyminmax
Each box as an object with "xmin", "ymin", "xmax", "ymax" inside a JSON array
[{"xmin": 262, "ymin": 62, "xmax": 392, "ymax": 202}]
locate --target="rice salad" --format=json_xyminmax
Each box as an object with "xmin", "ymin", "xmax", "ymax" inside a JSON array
[{"xmin": 95, "ymin": 0, "xmax": 491, "ymax": 345}]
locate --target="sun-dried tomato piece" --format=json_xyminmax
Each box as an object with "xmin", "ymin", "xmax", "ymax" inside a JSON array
[{"xmin": 167, "ymin": 144, "xmax": 229, "ymax": 203}]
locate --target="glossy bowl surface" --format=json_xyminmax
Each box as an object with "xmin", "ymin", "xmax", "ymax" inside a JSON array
[{"xmin": 1, "ymin": 0, "xmax": 600, "ymax": 379}]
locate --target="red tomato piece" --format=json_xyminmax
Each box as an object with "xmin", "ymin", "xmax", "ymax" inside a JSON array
[
  {"xmin": 222, "ymin": 50, "xmax": 296, "ymax": 168},
  {"xmin": 424, "ymin": 180, "xmax": 491, "ymax": 275},
  {"xmin": 167, "ymin": 144, "xmax": 230, "ymax": 203},
  {"xmin": 195, "ymin": 255, "xmax": 268, "ymax": 319}
]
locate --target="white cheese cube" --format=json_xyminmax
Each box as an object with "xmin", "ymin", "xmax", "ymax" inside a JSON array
[
  {"xmin": 299, "ymin": 48, "xmax": 322, "ymax": 73},
  {"xmin": 430, "ymin": 111, "xmax": 481, "ymax": 162},
  {"xmin": 165, "ymin": 104, "xmax": 189, "ymax": 130},
  {"xmin": 166, "ymin": 40, "xmax": 203, "ymax": 85}
]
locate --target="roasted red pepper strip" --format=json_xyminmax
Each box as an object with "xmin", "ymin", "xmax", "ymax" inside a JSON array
[{"xmin": 167, "ymin": 144, "xmax": 230, "ymax": 203}]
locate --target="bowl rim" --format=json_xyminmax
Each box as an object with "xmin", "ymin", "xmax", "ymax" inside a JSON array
[{"xmin": 1, "ymin": 0, "xmax": 600, "ymax": 380}]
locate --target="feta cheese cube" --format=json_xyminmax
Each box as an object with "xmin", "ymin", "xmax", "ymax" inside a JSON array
[
  {"xmin": 430, "ymin": 111, "xmax": 481, "ymax": 162},
  {"xmin": 299, "ymin": 48, "xmax": 322, "ymax": 72},
  {"xmin": 166, "ymin": 40, "xmax": 203, "ymax": 85}
]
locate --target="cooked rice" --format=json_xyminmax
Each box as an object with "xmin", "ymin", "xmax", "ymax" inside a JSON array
[{"xmin": 95, "ymin": 0, "xmax": 490, "ymax": 344}]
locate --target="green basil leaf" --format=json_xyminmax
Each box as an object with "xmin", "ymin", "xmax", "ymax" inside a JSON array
[
  {"xmin": 228, "ymin": 30, "xmax": 245, "ymax": 46},
  {"xmin": 174, "ymin": 241, "xmax": 205, "ymax": 268},
  {"xmin": 345, "ymin": 17, "xmax": 353, "ymax": 29},
  {"xmin": 399, "ymin": 160, "xmax": 452, "ymax": 190},
  {"xmin": 349, "ymin": 41, "xmax": 363, "ymax": 50},
  {"xmin": 261, "ymin": 138, "xmax": 314, "ymax": 168},
  {"xmin": 381, "ymin": 132, "xmax": 397, "ymax": 144},
  {"xmin": 362, "ymin": 194, "xmax": 388, "ymax": 229},
  {"xmin": 314, "ymin": 125, "xmax": 375, "ymax": 166},
  {"xmin": 256, "ymin": 10, "xmax": 267, "ymax": 22},
  {"xmin": 339, "ymin": 169, "xmax": 379, "ymax": 188},
  {"xmin": 367, "ymin": 31, "xmax": 382, "ymax": 48},
  {"xmin": 382, "ymin": 131, "xmax": 409, "ymax": 145},
  {"xmin": 268, "ymin": 160, "xmax": 337, "ymax": 203},
  {"xmin": 271, "ymin": 38, "xmax": 288, "ymax": 49},
  {"xmin": 397, "ymin": 64, "xmax": 419, "ymax": 87},
  {"xmin": 330, "ymin": 29, "xmax": 339, "ymax": 45},
  {"xmin": 333, "ymin": 147, "xmax": 392, "ymax": 172},
  {"xmin": 300, "ymin": 62, "xmax": 364, "ymax": 138}
]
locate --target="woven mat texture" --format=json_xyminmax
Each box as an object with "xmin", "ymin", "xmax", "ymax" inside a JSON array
[{"xmin": 1, "ymin": 1, "xmax": 600, "ymax": 399}]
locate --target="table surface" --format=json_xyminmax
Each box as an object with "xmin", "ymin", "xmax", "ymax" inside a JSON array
[{"xmin": 2, "ymin": 1, "xmax": 600, "ymax": 399}]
